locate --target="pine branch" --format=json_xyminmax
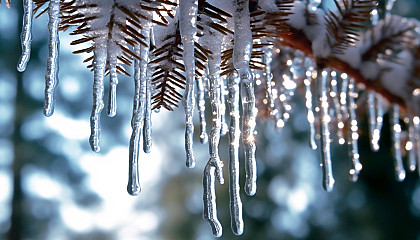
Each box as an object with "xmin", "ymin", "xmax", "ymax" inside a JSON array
[
  {"xmin": 325, "ymin": 0, "xmax": 377, "ymax": 54},
  {"xmin": 0, "ymin": 0, "xmax": 11, "ymax": 8},
  {"xmin": 273, "ymin": 1, "xmax": 420, "ymax": 115},
  {"xmin": 361, "ymin": 16, "xmax": 416, "ymax": 61},
  {"xmin": 150, "ymin": 24, "xmax": 185, "ymax": 111}
]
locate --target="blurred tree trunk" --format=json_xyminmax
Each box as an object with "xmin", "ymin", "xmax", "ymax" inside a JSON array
[{"xmin": 5, "ymin": 1, "xmax": 28, "ymax": 239}]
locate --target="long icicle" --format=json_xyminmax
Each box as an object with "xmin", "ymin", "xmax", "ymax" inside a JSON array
[
  {"xmin": 43, "ymin": 0, "xmax": 60, "ymax": 117},
  {"xmin": 179, "ymin": 0, "xmax": 198, "ymax": 168},
  {"xmin": 319, "ymin": 69, "xmax": 334, "ymax": 192},
  {"xmin": 227, "ymin": 72, "xmax": 243, "ymax": 236},
  {"xmin": 197, "ymin": 75, "xmax": 208, "ymax": 144},
  {"xmin": 127, "ymin": 43, "xmax": 148, "ymax": 196},
  {"xmin": 107, "ymin": 54, "xmax": 118, "ymax": 117},
  {"xmin": 89, "ymin": 46, "xmax": 107, "ymax": 152},
  {"xmin": 264, "ymin": 47, "xmax": 276, "ymax": 120},
  {"xmin": 391, "ymin": 104, "xmax": 406, "ymax": 181},
  {"xmin": 233, "ymin": 0, "xmax": 257, "ymax": 196},
  {"xmin": 330, "ymin": 71, "xmax": 345, "ymax": 145},
  {"xmin": 367, "ymin": 4, "xmax": 383, "ymax": 152},
  {"xmin": 17, "ymin": 0, "xmax": 33, "ymax": 72},
  {"xmin": 347, "ymin": 78, "xmax": 362, "ymax": 182},
  {"xmin": 304, "ymin": 65, "xmax": 317, "ymax": 150},
  {"xmin": 143, "ymin": 21, "xmax": 153, "ymax": 154},
  {"xmin": 203, "ymin": 38, "xmax": 225, "ymax": 237}
]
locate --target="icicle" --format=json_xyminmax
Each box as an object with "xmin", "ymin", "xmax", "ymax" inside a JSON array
[
  {"xmin": 263, "ymin": 47, "xmax": 276, "ymax": 119},
  {"xmin": 390, "ymin": 104, "xmax": 406, "ymax": 181},
  {"xmin": 43, "ymin": 0, "xmax": 60, "ymax": 117},
  {"xmin": 367, "ymin": 91, "xmax": 382, "ymax": 151},
  {"xmin": 143, "ymin": 22, "xmax": 153, "ymax": 154},
  {"xmin": 89, "ymin": 47, "xmax": 107, "ymax": 152},
  {"xmin": 220, "ymin": 78, "xmax": 228, "ymax": 136},
  {"xmin": 241, "ymin": 70, "xmax": 257, "ymax": 196},
  {"xmin": 318, "ymin": 69, "xmax": 334, "ymax": 192},
  {"xmin": 407, "ymin": 118, "xmax": 417, "ymax": 172},
  {"xmin": 233, "ymin": 0, "xmax": 257, "ymax": 196},
  {"xmin": 304, "ymin": 66, "xmax": 317, "ymax": 150},
  {"xmin": 202, "ymin": 41, "xmax": 225, "ymax": 236},
  {"xmin": 385, "ymin": 0, "xmax": 396, "ymax": 18},
  {"xmin": 347, "ymin": 78, "xmax": 362, "ymax": 182},
  {"xmin": 143, "ymin": 73, "xmax": 152, "ymax": 153},
  {"xmin": 17, "ymin": 0, "xmax": 33, "ymax": 72},
  {"xmin": 340, "ymin": 73, "xmax": 349, "ymax": 120},
  {"xmin": 276, "ymin": 56, "xmax": 297, "ymax": 126},
  {"xmin": 203, "ymin": 162, "xmax": 223, "ymax": 237},
  {"xmin": 197, "ymin": 76, "xmax": 208, "ymax": 144},
  {"xmin": 227, "ymin": 72, "xmax": 243, "ymax": 235},
  {"xmin": 127, "ymin": 15, "xmax": 153, "ymax": 194},
  {"xmin": 107, "ymin": 55, "xmax": 118, "ymax": 117},
  {"xmin": 179, "ymin": 0, "xmax": 198, "ymax": 168},
  {"xmin": 365, "ymin": 0, "xmax": 384, "ymax": 152},
  {"xmin": 376, "ymin": 94, "xmax": 384, "ymax": 137},
  {"xmin": 207, "ymin": 72, "xmax": 224, "ymax": 186},
  {"xmin": 330, "ymin": 71, "xmax": 345, "ymax": 145},
  {"xmin": 127, "ymin": 44, "xmax": 148, "ymax": 196}
]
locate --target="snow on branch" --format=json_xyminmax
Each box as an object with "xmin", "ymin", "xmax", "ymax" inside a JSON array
[{"xmin": 274, "ymin": 0, "xmax": 420, "ymax": 114}]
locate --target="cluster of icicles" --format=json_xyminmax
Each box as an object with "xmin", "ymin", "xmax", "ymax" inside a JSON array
[{"xmin": 12, "ymin": 0, "xmax": 420, "ymax": 237}]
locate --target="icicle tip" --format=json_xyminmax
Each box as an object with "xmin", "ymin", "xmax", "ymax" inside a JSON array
[{"xmin": 127, "ymin": 184, "xmax": 141, "ymax": 196}]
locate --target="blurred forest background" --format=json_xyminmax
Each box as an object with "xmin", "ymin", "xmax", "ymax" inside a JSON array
[{"xmin": 2, "ymin": 1, "xmax": 420, "ymax": 240}]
